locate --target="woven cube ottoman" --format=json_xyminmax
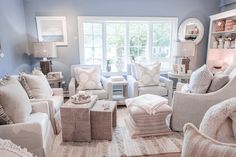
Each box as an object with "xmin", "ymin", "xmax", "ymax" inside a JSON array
[{"xmin": 125, "ymin": 94, "xmax": 173, "ymax": 138}]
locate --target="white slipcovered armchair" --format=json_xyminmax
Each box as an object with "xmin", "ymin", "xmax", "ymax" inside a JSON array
[
  {"xmin": 127, "ymin": 64, "xmax": 173, "ymax": 105},
  {"xmin": 69, "ymin": 64, "xmax": 113, "ymax": 100},
  {"xmin": 171, "ymin": 67, "xmax": 236, "ymax": 132},
  {"xmin": 0, "ymin": 101, "xmax": 55, "ymax": 157}
]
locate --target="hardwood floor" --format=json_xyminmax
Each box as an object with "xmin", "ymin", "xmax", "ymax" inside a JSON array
[{"xmin": 52, "ymin": 107, "xmax": 182, "ymax": 157}]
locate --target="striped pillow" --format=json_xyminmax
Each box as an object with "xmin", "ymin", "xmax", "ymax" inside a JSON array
[
  {"xmin": 0, "ymin": 104, "xmax": 13, "ymax": 125},
  {"xmin": 18, "ymin": 73, "xmax": 34, "ymax": 99},
  {"xmin": 182, "ymin": 123, "xmax": 236, "ymax": 157}
]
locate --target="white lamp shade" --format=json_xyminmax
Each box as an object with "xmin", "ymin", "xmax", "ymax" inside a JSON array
[
  {"xmin": 33, "ymin": 42, "xmax": 57, "ymax": 58},
  {"xmin": 176, "ymin": 41, "xmax": 195, "ymax": 57}
]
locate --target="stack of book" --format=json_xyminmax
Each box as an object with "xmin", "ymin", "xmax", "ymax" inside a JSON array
[{"xmin": 110, "ymin": 76, "xmax": 125, "ymax": 82}]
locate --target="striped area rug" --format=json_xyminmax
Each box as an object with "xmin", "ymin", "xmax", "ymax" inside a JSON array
[{"xmin": 52, "ymin": 107, "xmax": 183, "ymax": 157}]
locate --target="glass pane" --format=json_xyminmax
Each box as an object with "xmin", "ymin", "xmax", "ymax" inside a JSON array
[
  {"xmin": 93, "ymin": 23, "xmax": 102, "ymax": 35},
  {"xmin": 129, "ymin": 24, "xmax": 148, "ymax": 59},
  {"xmin": 84, "ymin": 47, "xmax": 103, "ymax": 65},
  {"xmin": 106, "ymin": 23, "xmax": 126, "ymax": 72},
  {"xmin": 93, "ymin": 35, "xmax": 102, "ymax": 47},
  {"xmin": 84, "ymin": 35, "xmax": 93, "ymax": 47},
  {"xmin": 83, "ymin": 23, "xmax": 92, "ymax": 35}
]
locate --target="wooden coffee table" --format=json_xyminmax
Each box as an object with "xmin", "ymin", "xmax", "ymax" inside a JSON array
[
  {"xmin": 91, "ymin": 100, "xmax": 117, "ymax": 140},
  {"xmin": 60, "ymin": 95, "xmax": 97, "ymax": 142}
]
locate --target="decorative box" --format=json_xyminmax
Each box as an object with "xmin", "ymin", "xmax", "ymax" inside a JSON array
[{"xmin": 214, "ymin": 20, "xmax": 225, "ymax": 32}]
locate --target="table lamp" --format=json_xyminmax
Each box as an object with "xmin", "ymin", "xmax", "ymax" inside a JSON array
[
  {"xmin": 33, "ymin": 42, "xmax": 57, "ymax": 75},
  {"xmin": 176, "ymin": 41, "xmax": 195, "ymax": 73}
]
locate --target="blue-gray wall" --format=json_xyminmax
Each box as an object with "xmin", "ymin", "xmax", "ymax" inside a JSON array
[
  {"xmin": 220, "ymin": 0, "xmax": 236, "ymax": 11},
  {"xmin": 23, "ymin": 0, "xmax": 220, "ymax": 83},
  {"xmin": 0, "ymin": 0, "xmax": 31, "ymax": 77}
]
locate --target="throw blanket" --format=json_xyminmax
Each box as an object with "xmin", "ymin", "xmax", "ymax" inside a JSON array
[
  {"xmin": 125, "ymin": 94, "xmax": 168, "ymax": 115},
  {"xmin": 199, "ymin": 97, "xmax": 236, "ymax": 140}
]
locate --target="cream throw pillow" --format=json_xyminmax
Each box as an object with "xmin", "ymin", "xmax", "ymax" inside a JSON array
[
  {"xmin": 182, "ymin": 123, "xmax": 236, "ymax": 157},
  {"xmin": 0, "ymin": 77, "xmax": 32, "ymax": 123},
  {"xmin": 207, "ymin": 73, "xmax": 229, "ymax": 93},
  {"xmin": 23, "ymin": 70, "xmax": 53, "ymax": 99},
  {"xmin": 134, "ymin": 62, "xmax": 161, "ymax": 87},
  {"xmin": 188, "ymin": 64, "xmax": 213, "ymax": 93},
  {"xmin": 75, "ymin": 67, "xmax": 102, "ymax": 90}
]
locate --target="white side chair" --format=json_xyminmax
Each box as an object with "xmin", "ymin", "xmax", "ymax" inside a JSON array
[
  {"xmin": 69, "ymin": 64, "xmax": 113, "ymax": 100},
  {"xmin": 127, "ymin": 64, "xmax": 173, "ymax": 105}
]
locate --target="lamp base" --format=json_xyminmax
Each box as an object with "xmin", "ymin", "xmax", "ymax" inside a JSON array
[
  {"xmin": 40, "ymin": 60, "xmax": 52, "ymax": 75},
  {"xmin": 181, "ymin": 57, "xmax": 190, "ymax": 74}
]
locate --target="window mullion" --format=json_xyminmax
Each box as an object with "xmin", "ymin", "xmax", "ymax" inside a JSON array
[
  {"xmin": 102, "ymin": 22, "xmax": 107, "ymax": 71},
  {"xmin": 126, "ymin": 22, "xmax": 129, "ymax": 64}
]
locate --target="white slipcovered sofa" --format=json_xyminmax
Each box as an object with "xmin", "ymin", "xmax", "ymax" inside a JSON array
[
  {"xmin": 127, "ymin": 64, "xmax": 173, "ymax": 105},
  {"xmin": 30, "ymin": 88, "xmax": 63, "ymax": 134},
  {"xmin": 171, "ymin": 66, "xmax": 236, "ymax": 132},
  {"xmin": 0, "ymin": 101, "xmax": 55, "ymax": 157},
  {"xmin": 69, "ymin": 64, "xmax": 113, "ymax": 100}
]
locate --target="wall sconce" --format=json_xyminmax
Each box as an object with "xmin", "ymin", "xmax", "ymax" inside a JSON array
[{"xmin": 0, "ymin": 42, "xmax": 4, "ymax": 58}]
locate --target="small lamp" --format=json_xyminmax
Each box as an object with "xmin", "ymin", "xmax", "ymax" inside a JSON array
[
  {"xmin": 33, "ymin": 42, "xmax": 57, "ymax": 75},
  {"xmin": 176, "ymin": 41, "xmax": 195, "ymax": 73}
]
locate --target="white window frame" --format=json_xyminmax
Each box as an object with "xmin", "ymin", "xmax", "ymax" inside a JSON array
[{"xmin": 78, "ymin": 16, "xmax": 178, "ymax": 74}]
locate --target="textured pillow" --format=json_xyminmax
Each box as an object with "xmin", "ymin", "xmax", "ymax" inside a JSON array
[
  {"xmin": 207, "ymin": 73, "xmax": 229, "ymax": 93},
  {"xmin": 0, "ymin": 104, "xmax": 13, "ymax": 125},
  {"xmin": 188, "ymin": 65, "xmax": 213, "ymax": 93},
  {"xmin": 22, "ymin": 71, "xmax": 53, "ymax": 99},
  {"xmin": 0, "ymin": 77, "xmax": 32, "ymax": 123},
  {"xmin": 230, "ymin": 112, "xmax": 236, "ymax": 139},
  {"xmin": 182, "ymin": 123, "xmax": 236, "ymax": 157},
  {"xmin": 75, "ymin": 66, "xmax": 102, "ymax": 90},
  {"xmin": 134, "ymin": 62, "xmax": 161, "ymax": 87},
  {"xmin": 18, "ymin": 73, "xmax": 34, "ymax": 99}
]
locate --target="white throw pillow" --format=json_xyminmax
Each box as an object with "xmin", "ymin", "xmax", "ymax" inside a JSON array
[
  {"xmin": 207, "ymin": 73, "xmax": 229, "ymax": 93},
  {"xmin": 23, "ymin": 70, "xmax": 53, "ymax": 99},
  {"xmin": 0, "ymin": 77, "xmax": 32, "ymax": 123},
  {"xmin": 188, "ymin": 65, "xmax": 213, "ymax": 93},
  {"xmin": 75, "ymin": 66, "xmax": 103, "ymax": 90},
  {"xmin": 134, "ymin": 62, "xmax": 161, "ymax": 87}
]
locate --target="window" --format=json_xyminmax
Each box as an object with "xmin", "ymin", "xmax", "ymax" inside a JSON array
[{"xmin": 78, "ymin": 17, "xmax": 177, "ymax": 73}]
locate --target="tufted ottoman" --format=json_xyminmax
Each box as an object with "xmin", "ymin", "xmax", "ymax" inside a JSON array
[{"xmin": 125, "ymin": 94, "xmax": 173, "ymax": 138}]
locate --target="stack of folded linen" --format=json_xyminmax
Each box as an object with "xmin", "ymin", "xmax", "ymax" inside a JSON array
[{"xmin": 125, "ymin": 94, "xmax": 173, "ymax": 138}]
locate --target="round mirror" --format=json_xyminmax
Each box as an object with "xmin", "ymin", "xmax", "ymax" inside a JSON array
[{"xmin": 178, "ymin": 18, "xmax": 204, "ymax": 44}]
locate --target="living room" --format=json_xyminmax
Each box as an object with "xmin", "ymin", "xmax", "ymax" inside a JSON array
[{"xmin": 1, "ymin": 0, "xmax": 236, "ymax": 157}]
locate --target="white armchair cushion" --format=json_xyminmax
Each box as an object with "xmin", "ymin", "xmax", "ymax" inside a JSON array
[
  {"xmin": 76, "ymin": 88, "xmax": 108, "ymax": 100},
  {"xmin": 230, "ymin": 112, "xmax": 236, "ymax": 139},
  {"xmin": 138, "ymin": 85, "xmax": 167, "ymax": 96},
  {"xmin": 22, "ymin": 71, "xmax": 53, "ymax": 99},
  {"xmin": 0, "ymin": 77, "xmax": 32, "ymax": 123},
  {"xmin": 188, "ymin": 64, "xmax": 213, "ymax": 93},
  {"xmin": 134, "ymin": 62, "xmax": 161, "ymax": 87},
  {"xmin": 75, "ymin": 66, "xmax": 103, "ymax": 90}
]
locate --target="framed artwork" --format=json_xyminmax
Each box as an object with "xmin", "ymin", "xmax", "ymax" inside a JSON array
[
  {"xmin": 36, "ymin": 16, "xmax": 68, "ymax": 46},
  {"xmin": 172, "ymin": 64, "xmax": 178, "ymax": 73},
  {"xmin": 178, "ymin": 64, "xmax": 186, "ymax": 74}
]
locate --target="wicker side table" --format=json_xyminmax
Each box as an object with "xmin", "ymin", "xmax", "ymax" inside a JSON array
[
  {"xmin": 91, "ymin": 100, "xmax": 117, "ymax": 140},
  {"xmin": 60, "ymin": 95, "xmax": 97, "ymax": 142}
]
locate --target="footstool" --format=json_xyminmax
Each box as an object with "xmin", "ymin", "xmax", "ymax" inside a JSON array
[{"xmin": 125, "ymin": 94, "xmax": 173, "ymax": 138}]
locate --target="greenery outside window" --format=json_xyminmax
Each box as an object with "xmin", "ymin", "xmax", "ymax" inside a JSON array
[{"xmin": 78, "ymin": 16, "xmax": 178, "ymax": 73}]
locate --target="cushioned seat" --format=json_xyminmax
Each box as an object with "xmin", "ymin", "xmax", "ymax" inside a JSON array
[
  {"xmin": 76, "ymin": 88, "xmax": 108, "ymax": 100},
  {"xmin": 26, "ymin": 113, "xmax": 49, "ymax": 140},
  {"xmin": 138, "ymin": 85, "xmax": 168, "ymax": 96}
]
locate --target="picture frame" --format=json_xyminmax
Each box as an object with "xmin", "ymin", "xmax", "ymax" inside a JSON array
[
  {"xmin": 172, "ymin": 64, "xmax": 178, "ymax": 73},
  {"xmin": 36, "ymin": 16, "xmax": 68, "ymax": 46},
  {"xmin": 178, "ymin": 64, "xmax": 186, "ymax": 74}
]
